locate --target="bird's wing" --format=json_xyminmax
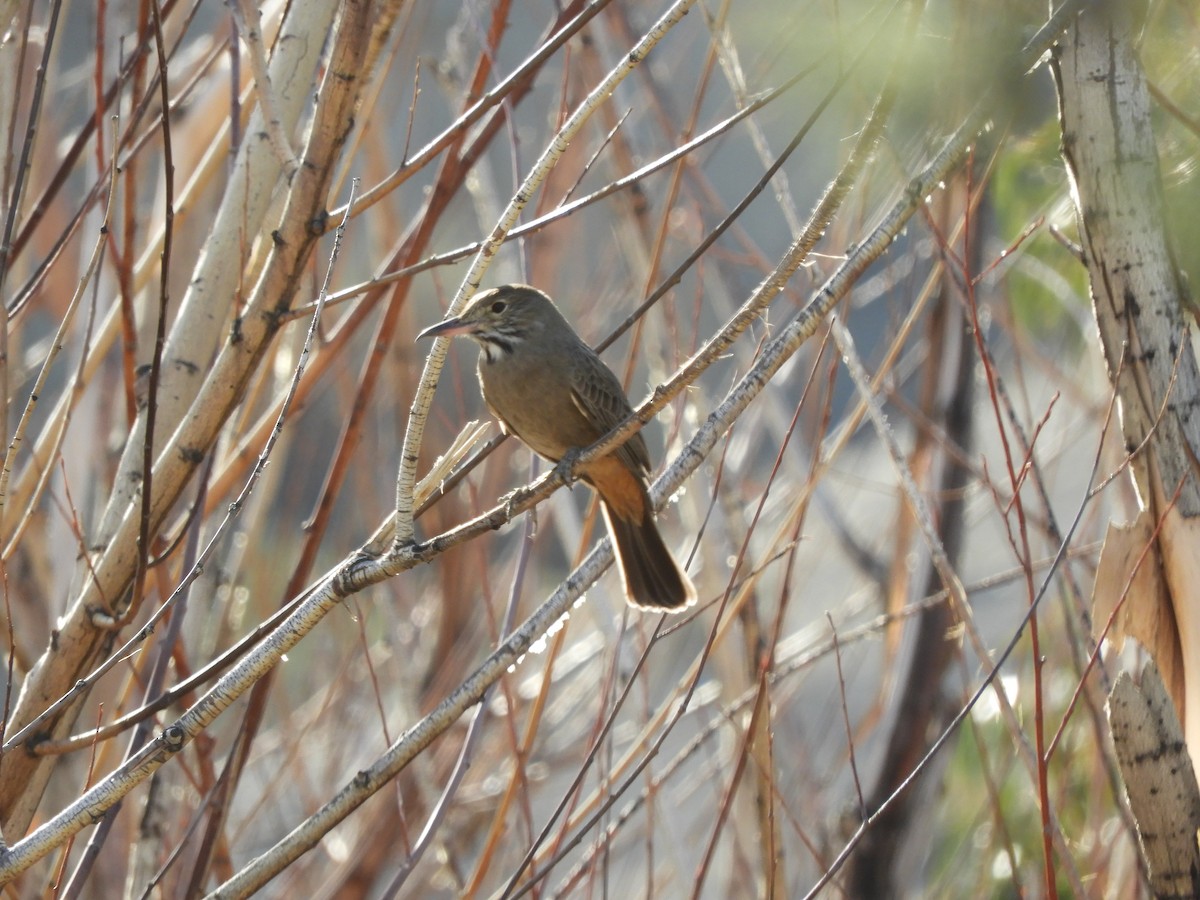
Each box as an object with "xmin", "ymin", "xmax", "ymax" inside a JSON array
[{"xmin": 569, "ymin": 351, "xmax": 652, "ymax": 476}]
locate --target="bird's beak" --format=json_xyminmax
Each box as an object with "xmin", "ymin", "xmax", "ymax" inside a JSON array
[{"xmin": 417, "ymin": 316, "xmax": 473, "ymax": 341}]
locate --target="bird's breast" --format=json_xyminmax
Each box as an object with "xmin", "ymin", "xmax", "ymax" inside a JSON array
[{"xmin": 478, "ymin": 350, "xmax": 598, "ymax": 462}]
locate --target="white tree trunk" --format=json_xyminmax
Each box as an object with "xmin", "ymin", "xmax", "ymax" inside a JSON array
[{"xmin": 1055, "ymin": 2, "xmax": 1200, "ymax": 895}]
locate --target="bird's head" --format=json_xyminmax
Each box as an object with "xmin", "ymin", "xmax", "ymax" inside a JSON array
[{"xmin": 418, "ymin": 284, "xmax": 563, "ymax": 363}]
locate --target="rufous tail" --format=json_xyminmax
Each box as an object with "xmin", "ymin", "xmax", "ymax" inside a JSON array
[{"xmin": 601, "ymin": 497, "xmax": 696, "ymax": 611}]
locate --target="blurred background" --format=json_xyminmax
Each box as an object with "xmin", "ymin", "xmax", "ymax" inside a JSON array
[{"xmin": 0, "ymin": 0, "xmax": 1196, "ymax": 896}]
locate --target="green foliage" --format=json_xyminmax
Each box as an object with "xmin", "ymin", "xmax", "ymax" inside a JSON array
[{"xmin": 990, "ymin": 120, "xmax": 1091, "ymax": 348}]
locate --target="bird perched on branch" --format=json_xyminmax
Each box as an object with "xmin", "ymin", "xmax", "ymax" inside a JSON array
[{"xmin": 419, "ymin": 284, "xmax": 696, "ymax": 611}]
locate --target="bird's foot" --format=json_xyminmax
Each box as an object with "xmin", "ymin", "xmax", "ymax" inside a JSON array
[{"xmin": 554, "ymin": 448, "xmax": 583, "ymax": 489}]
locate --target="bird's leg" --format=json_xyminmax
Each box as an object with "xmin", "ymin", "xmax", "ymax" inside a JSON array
[{"xmin": 554, "ymin": 447, "xmax": 584, "ymax": 489}]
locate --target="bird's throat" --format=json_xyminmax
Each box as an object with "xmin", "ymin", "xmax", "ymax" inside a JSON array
[{"xmin": 477, "ymin": 334, "xmax": 514, "ymax": 363}]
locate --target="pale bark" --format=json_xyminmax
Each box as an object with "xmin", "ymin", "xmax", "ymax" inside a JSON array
[
  {"xmin": 0, "ymin": 0, "xmax": 370, "ymax": 839},
  {"xmin": 1054, "ymin": 1, "xmax": 1200, "ymax": 894}
]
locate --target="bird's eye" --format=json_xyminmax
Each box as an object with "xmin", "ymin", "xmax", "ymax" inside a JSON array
[{"xmin": 490, "ymin": 300, "xmax": 507, "ymax": 314}]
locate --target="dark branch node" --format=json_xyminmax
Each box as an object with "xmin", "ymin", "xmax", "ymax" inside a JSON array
[
  {"xmin": 307, "ymin": 209, "xmax": 329, "ymax": 236},
  {"xmin": 161, "ymin": 725, "xmax": 186, "ymax": 752}
]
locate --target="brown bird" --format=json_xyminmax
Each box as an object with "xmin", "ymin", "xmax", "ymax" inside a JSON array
[{"xmin": 419, "ymin": 284, "xmax": 696, "ymax": 611}]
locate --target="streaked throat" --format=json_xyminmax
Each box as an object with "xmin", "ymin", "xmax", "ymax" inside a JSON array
[{"xmin": 476, "ymin": 330, "xmax": 517, "ymax": 363}]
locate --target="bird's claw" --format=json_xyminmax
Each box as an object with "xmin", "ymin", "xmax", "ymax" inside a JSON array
[{"xmin": 555, "ymin": 448, "xmax": 583, "ymax": 489}]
